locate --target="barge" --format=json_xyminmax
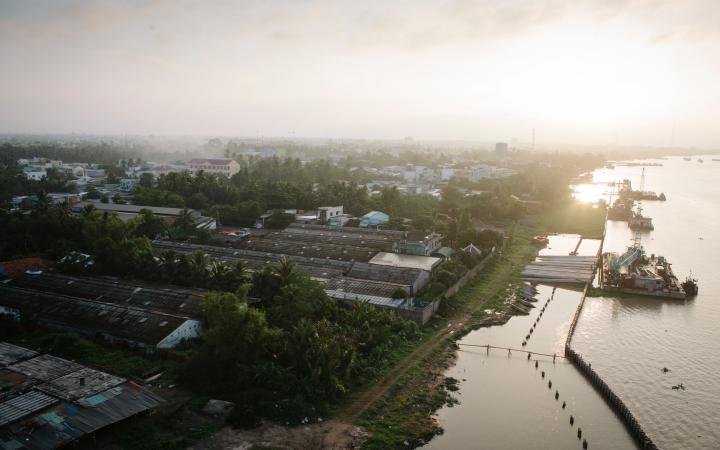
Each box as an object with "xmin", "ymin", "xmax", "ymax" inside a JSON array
[{"xmin": 602, "ymin": 244, "xmax": 697, "ymax": 299}]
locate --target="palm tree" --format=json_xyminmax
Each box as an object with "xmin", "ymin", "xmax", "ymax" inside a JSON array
[
  {"xmin": 272, "ymin": 257, "xmax": 297, "ymax": 286},
  {"xmin": 189, "ymin": 250, "xmax": 211, "ymax": 286},
  {"xmin": 174, "ymin": 208, "xmax": 195, "ymax": 232}
]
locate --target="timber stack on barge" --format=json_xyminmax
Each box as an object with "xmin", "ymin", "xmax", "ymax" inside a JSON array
[{"xmin": 601, "ymin": 244, "xmax": 698, "ymax": 299}]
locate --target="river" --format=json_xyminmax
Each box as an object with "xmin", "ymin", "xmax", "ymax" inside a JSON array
[{"xmin": 424, "ymin": 155, "xmax": 720, "ymax": 449}]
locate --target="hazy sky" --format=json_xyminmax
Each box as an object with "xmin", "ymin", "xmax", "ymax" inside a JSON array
[{"xmin": 1, "ymin": 0, "xmax": 719, "ymax": 147}]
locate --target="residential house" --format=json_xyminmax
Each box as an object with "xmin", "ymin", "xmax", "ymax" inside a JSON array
[
  {"xmin": 22, "ymin": 166, "xmax": 46, "ymax": 180},
  {"xmin": 318, "ymin": 206, "xmax": 344, "ymax": 224},
  {"xmin": 359, "ymin": 211, "xmax": 389, "ymax": 228},
  {"xmin": 394, "ymin": 230, "xmax": 443, "ymax": 256}
]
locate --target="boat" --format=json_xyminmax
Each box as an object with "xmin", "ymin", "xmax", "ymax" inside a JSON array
[
  {"xmin": 617, "ymin": 173, "xmax": 664, "ymax": 201},
  {"xmin": 682, "ymin": 275, "xmax": 699, "ymax": 296},
  {"xmin": 628, "ymin": 210, "xmax": 654, "ymax": 230},
  {"xmin": 608, "ymin": 198, "xmax": 634, "ymax": 220},
  {"xmin": 602, "ymin": 244, "xmax": 696, "ymax": 299},
  {"xmin": 531, "ymin": 235, "xmax": 550, "ymax": 246},
  {"xmin": 659, "ymin": 192, "xmax": 666, "ymax": 201},
  {"xmin": 698, "ymin": 158, "xmax": 704, "ymax": 163},
  {"xmin": 712, "ymin": 159, "xmax": 720, "ymax": 162},
  {"xmin": 683, "ymin": 157, "xmax": 692, "ymax": 161}
]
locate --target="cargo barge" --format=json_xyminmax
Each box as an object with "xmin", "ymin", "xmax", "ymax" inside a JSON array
[{"xmin": 602, "ymin": 244, "xmax": 697, "ymax": 299}]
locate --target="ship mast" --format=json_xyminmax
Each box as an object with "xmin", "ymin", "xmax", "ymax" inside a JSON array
[{"xmin": 633, "ymin": 168, "xmax": 645, "ymax": 249}]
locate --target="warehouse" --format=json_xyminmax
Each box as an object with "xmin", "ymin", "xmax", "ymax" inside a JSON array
[
  {"xmin": 237, "ymin": 237, "xmax": 381, "ymax": 262},
  {"xmin": 10, "ymin": 272, "xmax": 205, "ymax": 319},
  {"xmin": 0, "ymin": 285, "xmax": 201, "ymax": 349}
]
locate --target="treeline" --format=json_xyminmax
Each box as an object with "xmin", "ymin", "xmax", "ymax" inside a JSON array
[
  {"xmin": 1, "ymin": 203, "xmax": 421, "ymax": 424},
  {"xmin": 0, "ymin": 142, "xmax": 139, "ymax": 167},
  {"xmin": 183, "ymin": 265, "xmax": 419, "ymax": 425}
]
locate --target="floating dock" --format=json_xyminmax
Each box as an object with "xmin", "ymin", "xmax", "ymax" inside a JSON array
[{"xmin": 521, "ymin": 256, "xmax": 598, "ymax": 284}]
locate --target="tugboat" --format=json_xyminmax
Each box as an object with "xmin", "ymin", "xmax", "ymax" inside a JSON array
[
  {"xmin": 602, "ymin": 241, "xmax": 696, "ymax": 299},
  {"xmin": 628, "ymin": 209, "xmax": 654, "ymax": 230},
  {"xmin": 682, "ymin": 274, "xmax": 699, "ymax": 296}
]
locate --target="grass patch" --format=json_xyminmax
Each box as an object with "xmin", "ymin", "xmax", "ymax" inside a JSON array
[
  {"xmin": 534, "ymin": 201, "xmax": 606, "ymax": 238},
  {"xmin": 9, "ymin": 331, "xmax": 186, "ymax": 380}
]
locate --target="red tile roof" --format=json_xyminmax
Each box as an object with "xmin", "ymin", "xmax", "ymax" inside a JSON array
[{"xmin": 0, "ymin": 258, "xmax": 55, "ymax": 278}]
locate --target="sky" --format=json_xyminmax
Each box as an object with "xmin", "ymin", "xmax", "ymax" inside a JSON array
[{"xmin": 1, "ymin": 0, "xmax": 720, "ymax": 147}]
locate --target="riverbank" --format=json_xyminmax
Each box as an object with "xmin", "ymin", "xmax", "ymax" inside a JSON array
[
  {"xmin": 348, "ymin": 202, "xmax": 607, "ymax": 449},
  {"xmin": 355, "ymin": 223, "xmax": 540, "ymax": 449}
]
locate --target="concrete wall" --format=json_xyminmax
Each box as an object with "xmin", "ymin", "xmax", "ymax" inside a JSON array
[{"xmin": 444, "ymin": 250, "xmax": 494, "ymax": 298}]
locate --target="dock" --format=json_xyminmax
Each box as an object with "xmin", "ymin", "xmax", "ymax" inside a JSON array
[{"xmin": 521, "ymin": 256, "xmax": 598, "ymax": 284}]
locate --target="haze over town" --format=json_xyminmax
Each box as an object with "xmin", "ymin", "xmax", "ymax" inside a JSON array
[{"xmin": 2, "ymin": 0, "xmax": 720, "ymax": 147}]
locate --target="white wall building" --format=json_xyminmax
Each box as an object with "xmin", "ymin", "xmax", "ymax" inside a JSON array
[{"xmin": 187, "ymin": 158, "xmax": 240, "ymax": 177}]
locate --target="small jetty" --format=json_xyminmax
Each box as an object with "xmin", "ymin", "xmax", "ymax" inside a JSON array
[{"xmin": 521, "ymin": 256, "xmax": 597, "ymax": 284}]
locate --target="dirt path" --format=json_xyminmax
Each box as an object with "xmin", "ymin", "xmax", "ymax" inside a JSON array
[
  {"xmin": 338, "ymin": 315, "xmax": 467, "ymax": 423},
  {"xmin": 337, "ymin": 252, "xmax": 521, "ymax": 424},
  {"xmin": 192, "ymin": 420, "xmax": 369, "ymax": 450}
]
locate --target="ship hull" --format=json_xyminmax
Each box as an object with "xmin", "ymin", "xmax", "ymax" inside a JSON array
[{"xmin": 602, "ymin": 286, "xmax": 687, "ymax": 299}]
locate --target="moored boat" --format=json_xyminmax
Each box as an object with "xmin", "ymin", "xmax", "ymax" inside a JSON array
[{"xmin": 602, "ymin": 245, "xmax": 697, "ymax": 299}]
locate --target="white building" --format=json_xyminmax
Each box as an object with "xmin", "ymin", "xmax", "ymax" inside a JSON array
[
  {"xmin": 22, "ymin": 167, "xmax": 47, "ymax": 180},
  {"xmin": 187, "ymin": 158, "xmax": 241, "ymax": 177},
  {"xmin": 318, "ymin": 206, "xmax": 344, "ymax": 223}
]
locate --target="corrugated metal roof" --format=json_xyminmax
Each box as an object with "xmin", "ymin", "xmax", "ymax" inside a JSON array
[
  {"xmin": 0, "ymin": 391, "xmax": 58, "ymax": 426},
  {"xmin": 12, "ymin": 273, "xmax": 204, "ymax": 319},
  {"xmin": 0, "ymin": 343, "xmax": 38, "ymax": 368},
  {"xmin": 369, "ymin": 252, "xmax": 441, "ymax": 272},
  {"xmin": 38, "ymin": 367, "xmax": 125, "ymax": 401},
  {"xmin": 0, "ymin": 285, "xmax": 190, "ymax": 346},
  {"xmin": 71, "ymin": 201, "xmax": 196, "ymax": 217},
  {"xmin": 0, "ymin": 344, "xmax": 164, "ymax": 448},
  {"xmin": 0, "ymin": 382, "xmax": 163, "ymax": 449},
  {"xmin": 8, "ymin": 355, "xmax": 82, "ymax": 382}
]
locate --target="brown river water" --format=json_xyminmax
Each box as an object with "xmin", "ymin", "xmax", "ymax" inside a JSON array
[{"xmin": 424, "ymin": 155, "xmax": 720, "ymax": 449}]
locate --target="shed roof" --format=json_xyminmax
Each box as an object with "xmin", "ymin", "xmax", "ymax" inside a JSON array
[
  {"xmin": 0, "ymin": 343, "xmax": 38, "ymax": 368},
  {"xmin": 12, "ymin": 272, "xmax": 205, "ymax": 319},
  {"xmin": 433, "ymin": 247, "xmax": 455, "ymax": 258},
  {"xmin": 0, "ymin": 391, "xmax": 58, "ymax": 427},
  {"xmin": 0, "ymin": 285, "xmax": 190, "ymax": 346},
  {"xmin": 38, "ymin": 367, "xmax": 125, "ymax": 401},
  {"xmin": 0, "ymin": 258, "xmax": 54, "ymax": 278},
  {"xmin": 71, "ymin": 202, "xmax": 196, "ymax": 217},
  {"xmin": 0, "ymin": 381, "xmax": 162, "ymax": 448},
  {"xmin": 368, "ymin": 252, "xmax": 442, "ymax": 272},
  {"xmin": 325, "ymin": 277, "xmax": 409, "ymax": 299},
  {"xmin": 8, "ymin": 355, "xmax": 83, "ymax": 382}
]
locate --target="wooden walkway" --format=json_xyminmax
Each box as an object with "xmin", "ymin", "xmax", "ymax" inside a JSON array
[{"xmin": 457, "ymin": 344, "xmax": 564, "ymax": 359}]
